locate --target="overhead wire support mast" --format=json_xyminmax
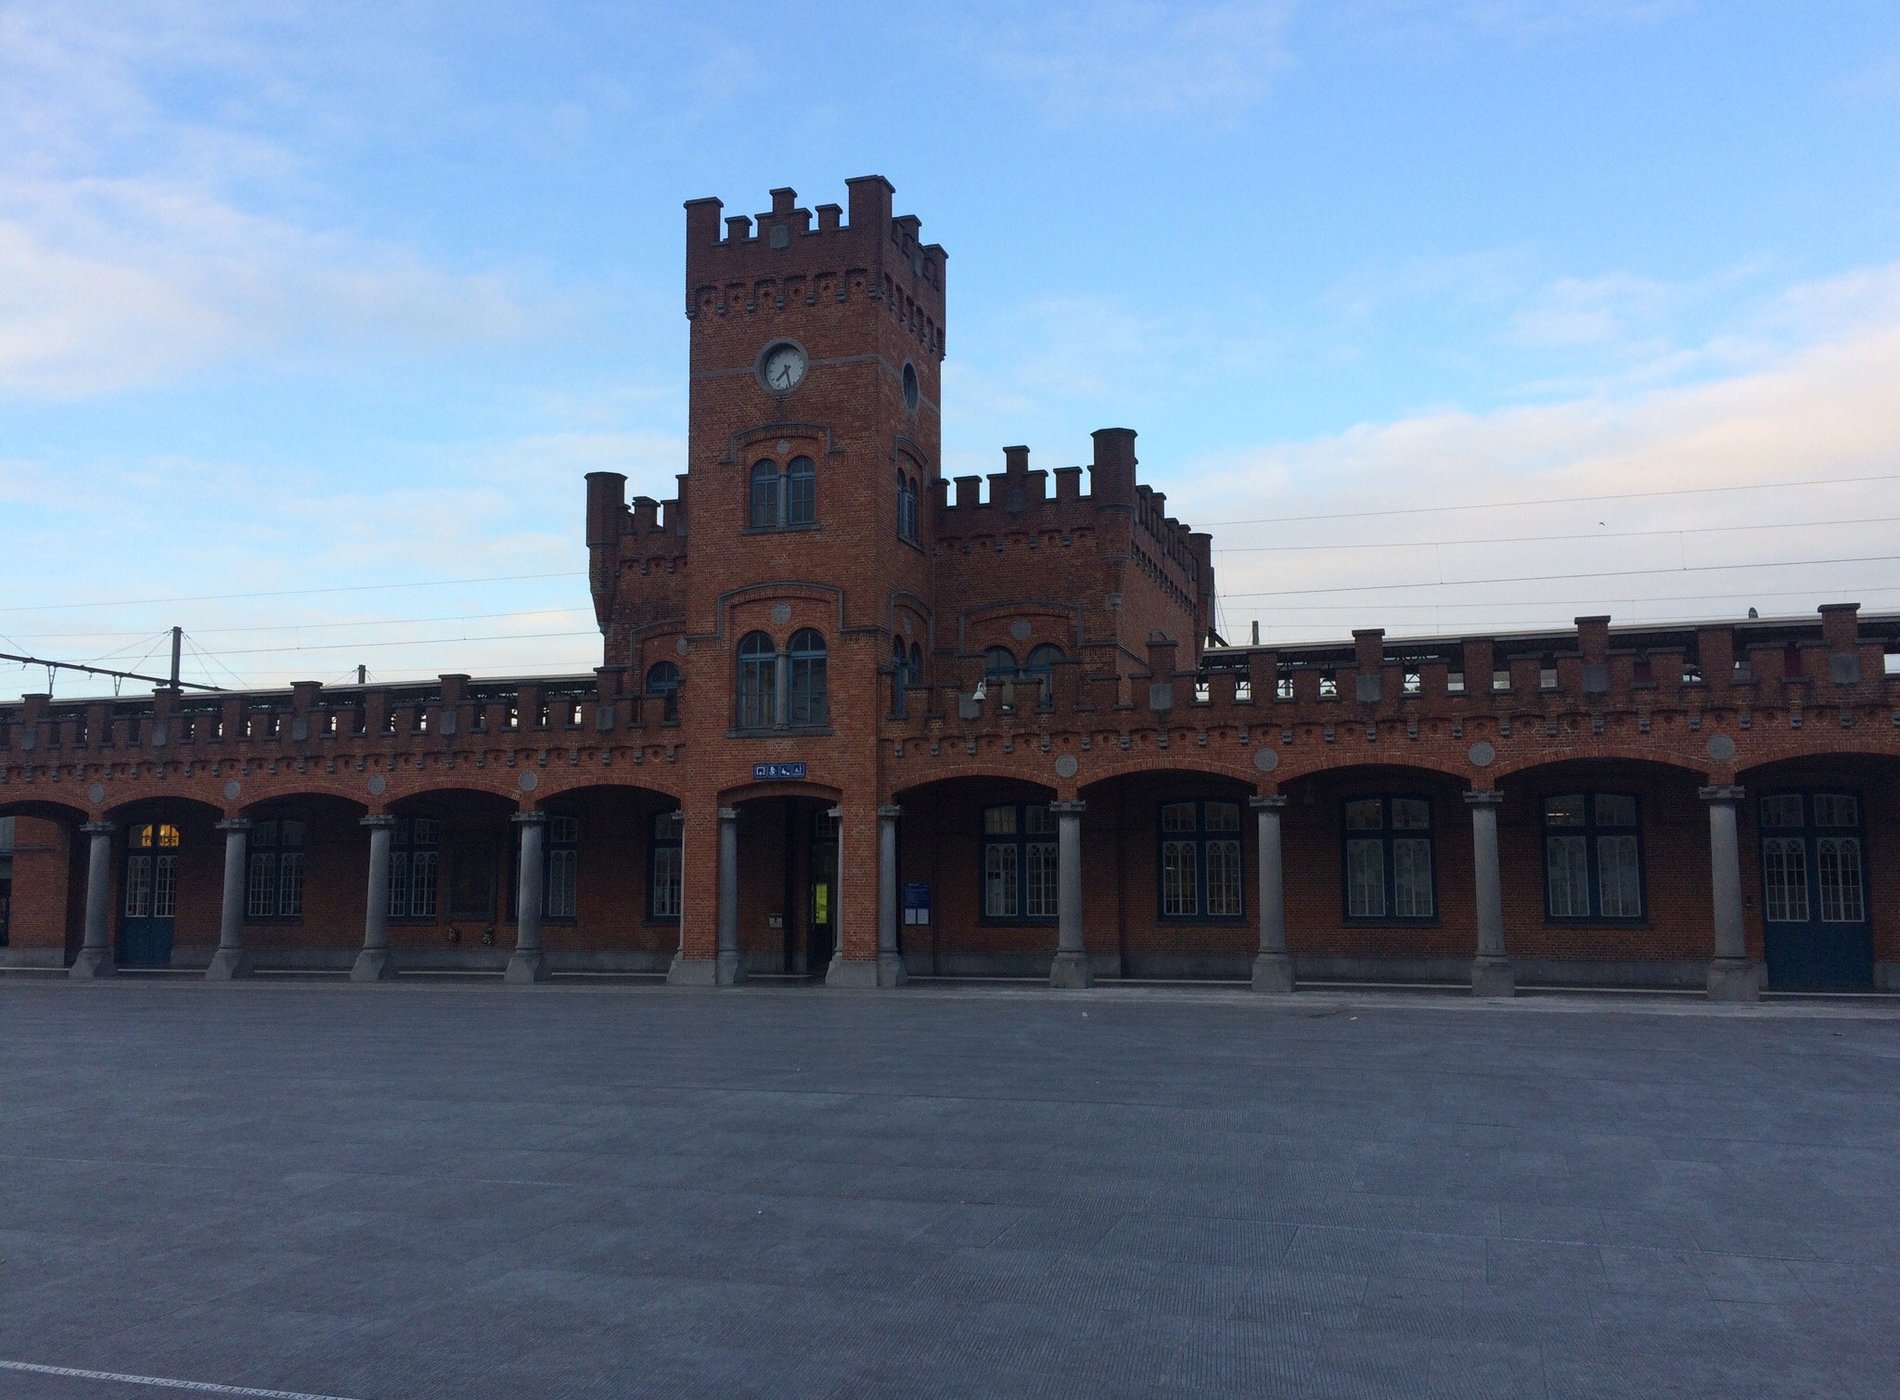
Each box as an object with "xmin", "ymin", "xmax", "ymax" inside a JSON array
[{"xmin": 3, "ymin": 626, "xmax": 226, "ymax": 693}]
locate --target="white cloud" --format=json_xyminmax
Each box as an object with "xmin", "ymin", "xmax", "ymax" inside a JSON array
[{"xmin": 983, "ymin": 2, "xmax": 1297, "ymax": 122}]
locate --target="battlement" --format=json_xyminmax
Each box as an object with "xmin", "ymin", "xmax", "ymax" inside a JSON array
[{"xmin": 684, "ymin": 177, "xmax": 945, "ymax": 325}]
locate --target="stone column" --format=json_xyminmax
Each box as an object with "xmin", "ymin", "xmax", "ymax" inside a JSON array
[
  {"xmin": 506, "ymin": 811, "xmax": 550, "ymax": 983},
  {"xmin": 351, "ymin": 814, "xmax": 398, "ymax": 981},
  {"xmin": 825, "ymin": 804, "xmax": 877, "ymax": 987},
  {"xmin": 715, "ymin": 806, "xmax": 746, "ymax": 985},
  {"xmin": 1465, "ymin": 789, "xmax": 1515, "ymax": 997},
  {"xmin": 1049, "ymin": 799, "xmax": 1090, "ymax": 988},
  {"xmin": 69, "ymin": 821, "xmax": 117, "ymax": 980},
  {"xmin": 1250, "ymin": 795, "xmax": 1293, "ymax": 992},
  {"xmin": 1701, "ymin": 785, "xmax": 1759, "ymax": 1002},
  {"xmin": 207, "ymin": 818, "xmax": 254, "ymax": 980},
  {"xmin": 876, "ymin": 804, "xmax": 907, "ymax": 988}
]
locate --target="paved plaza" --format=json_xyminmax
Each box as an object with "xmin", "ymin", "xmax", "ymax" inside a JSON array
[{"xmin": 2, "ymin": 979, "xmax": 1897, "ymax": 1399}]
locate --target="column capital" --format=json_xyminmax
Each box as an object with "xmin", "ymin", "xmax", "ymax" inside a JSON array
[
  {"xmin": 1463, "ymin": 789, "xmax": 1505, "ymax": 808},
  {"xmin": 717, "ymin": 806, "xmax": 739, "ymax": 823},
  {"xmin": 826, "ymin": 804, "xmax": 844, "ymax": 819},
  {"xmin": 876, "ymin": 804, "xmax": 903, "ymax": 820},
  {"xmin": 360, "ymin": 813, "xmax": 397, "ymax": 830},
  {"xmin": 1049, "ymin": 799, "xmax": 1087, "ymax": 816},
  {"xmin": 1249, "ymin": 794, "xmax": 1287, "ymax": 811},
  {"xmin": 215, "ymin": 818, "xmax": 254, "ymax": 834},
  {"xmin": 1699, "ymin": 784, "xmax": 1746, "ymax": 804},
  {"xmin": 80, "ymin": 820, "xmax": 117, "ymax": 836},
  {"xmin": 511, "ymin": 810, "xmax": 549, "ymax": 826}
]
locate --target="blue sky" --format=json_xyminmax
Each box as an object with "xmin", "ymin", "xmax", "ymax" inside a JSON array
[{"xmin": 3, "ymin": 1, "xmax": 1898, "ymax": 693}]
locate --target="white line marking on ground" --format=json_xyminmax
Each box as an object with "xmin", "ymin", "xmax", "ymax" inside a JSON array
[{"xmin": 0, "ymin": 1359, "xmax": 366, "ymax": 1399}]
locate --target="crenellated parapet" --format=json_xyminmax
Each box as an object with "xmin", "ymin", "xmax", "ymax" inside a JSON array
[
  {"xmin": 877, "ymin": 606, "xmax": 1900, "ymax": 782},
  {"xmin": 586, "ymin": 469, "xmax": 689, "ymax": 638},
  {"xmin": 683, "ymin": 179, "xmax": 946, "ymax": 361}
]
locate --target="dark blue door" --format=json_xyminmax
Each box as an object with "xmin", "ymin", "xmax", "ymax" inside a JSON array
[
  {"xmin": 1759, "ymin": 792, "xmax": 1873, "ymax": 991},
  {"xmin": 119, "ymin": 822, "xmax": 180, "ymax": 967}
]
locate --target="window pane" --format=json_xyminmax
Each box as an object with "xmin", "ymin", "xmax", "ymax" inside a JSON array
[
  {"xmin": 253, "ymin": 819, "xmax": 280, "ymax": 848},
  {"xmin": 247, "ymin": 852, "xmax": 276, "ymax": 920},
  {"xmin": 1391, "ymin": 838, "xmax": 1433, "ymax": 917},
  {"xmin": 651, "ymin": 812, "xmax": 677, "ymax": 839},
  {"xmin": 1161, "ymin": 840, "xmax": 1197, "ymax": 917},
  {"xmin": 1026, "ymin": 841, "xmax": 1059, "ymax": 919},
  {"xmin": 278, "ymin": 851, "xmax": 304, "ymax": 918},
  {"xmin": 789, "ymin": 655, "xmax": 828, "ymax": 725},
  {"xmin": 152, "ymin": 854, "xmax": 178, "ymax": 919},
  {"xmin": 1206, "ymin": 839, "xmax": 1242, "ymax": 917},
  {"xmin": 1594, "ymin": 794, "xmax": 1637, "ymax": 828},
  {"xmin": 412, "ymin": 819, "xmax": 439, "ymax": 847},
  {"xmin": 1345, "ymin": 839, "xmax": 1385, "ymax": 918},
  {"xmin": 545, "ymin": 847, "xmax": 578, "ymax": 919},
  {"xmin": 1160, "ymin": 802, "xmax": 1197, "ymax": 834},
  {"xmin": 125, "ymin": 855, "xmax": 152, "ymax": 918},
  {"xmin": 1344, "ymin": 799, "xmax": 1383, "ymax": 831},
  {"xmin": 1023, "ymin": 805, "xmax": 1056, "ymax": 835},
  {"xmin": 1544, "ymin": 794, "xmax": 1586, "ymax": 827},
  {"xmin": 410, "ymin": 850, "xmax": 438, "ymax": 919},
  {"xmin": 1760, "ymin": 794, "xmax": 1804, "ymax": 829},
  {"xmin": 984, "ymin": 843, "xmax": 1019, "ymax": 917},
  {"xmin": 1817, "ymin": 837, "xmax": 1864, "ymax": 922},
  {"xmin": 983, "ymin": 647, "xmax": 1016, "ymax": 678},
  {"xmin": 983, "ymin": 806, "xmax": 1017, "ymax": 835},
  {"xmin": 1813, "ymin": 793, "xmax": 1859, "ymax": 828},
  {"xmin": 786, "ymin": 458, "xmax": 816, "ymax": 525},
  {"xmin": 1762, "ymin": 838, "xmax": 1808, "ymax": 922},
  {"xmin": 1203, "ymin": 801, "xmax": 1241, "ymax": 833},
  {"xmin": 651, "ymin": 845, "xmax": 682, "ymax": 919},
  {"xmin": 157, "ymin": 825, "xmax": 181, "ymax": 848},
  {"xmin": 1390, "ymin": 799, "xmax": 1431, "ymax": 831},
  {"xmin": 1596, "ymin": 835, "xmax": 1642, "ymax": 919},
  {"xmin": 749, "ymin": 461, "xmax": 779, "ymax": 527},
  {"xmin": 388, "ymin": 850, "xmax": 411, "ymax": 920},
  {"xmin": 547, "ymin": 815, "xmax": 577, "ymax": 844},
  {"xmin": 1546, "ymin": 834, "xmax": 1589, "ymax": 918}
]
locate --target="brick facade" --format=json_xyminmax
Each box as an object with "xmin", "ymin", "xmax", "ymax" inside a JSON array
[{"xmin": 4, "ymin": 179, "xmax": 1898, "ymax": 993}]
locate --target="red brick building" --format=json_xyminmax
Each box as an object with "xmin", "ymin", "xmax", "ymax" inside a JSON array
[{"xmin": 3, "ymin": 178, "xmax": 1897, "ymax": 998}]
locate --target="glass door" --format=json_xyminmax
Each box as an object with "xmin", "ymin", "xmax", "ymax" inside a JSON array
[
  {"xmin": 120, "ymin": 822, "xmax": 181, "ymax": 966},
  {"xmin": 1759, "ymin": 792, "xmax": 1873, "ymax": 990}
]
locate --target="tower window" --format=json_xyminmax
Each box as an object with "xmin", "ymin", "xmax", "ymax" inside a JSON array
[
  {"xmin": 748, "ymin": 456, "xmax": 818, "ymax": 530},
  {"xmin": 897, "ymin": 471, "xmax": 919, "ymax": 543},
  {"xmin": 736, "ymin": 628, "xmax": 829, "ymax": 731},
  {"xmin": 644, "ymin": 661, "xmax": 681, "ymax": 724}
]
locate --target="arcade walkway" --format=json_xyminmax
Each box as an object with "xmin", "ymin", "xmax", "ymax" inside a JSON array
[{"xmin": 3, "ymin": 982, "xmax": 1895, "ymax": 1399}]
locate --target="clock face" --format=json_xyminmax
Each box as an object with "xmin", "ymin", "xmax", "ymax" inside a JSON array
[{"xmin": 759, "ymin": 340, "xmax": 807, "ymax": 393}]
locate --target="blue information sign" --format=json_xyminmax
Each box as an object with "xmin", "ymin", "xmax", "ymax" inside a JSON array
[
  {"xmin": 903, "ymin": 881, "xmax": 932, "ymax": 925},
  {"xmin": 752, "ymin": 761, "xmax": 808, "ymax": 781}
]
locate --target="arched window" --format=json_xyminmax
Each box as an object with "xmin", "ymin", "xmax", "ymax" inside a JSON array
[
  {"xmin": 984, "ymin": 646, "xmax": 1017, "ymax": 679},
  {"xmin": 786, "ymin": 456, "xmax": 816, "ymax": 526},
  {"xmin": 737, "ymin": 632, "xmax": 777, "ymax": 728},
  {"xmin": 897, "ymin": 471, "xmax": 918, "ymax": 543},
  {"xmin": 644, "ymin": 661, "xmax": 681, "ymax": 724},
  {"xmin": 909, "ymin": 643, "xmax": 923, "ymax": 689},
  {"xmin": 892, "ymin": 636, "xmax": 910, "ymax": 714},
  {"xmin": 787, "ymin": 628, "xmax": 828, "ymax": 725},
  {"xmin": 748, "ymin": 460, "xmax": 780, "ymax": 528},
  {"xmin": 1025, "ymin": 644, "xmax": 1064, "ymax": 678}
]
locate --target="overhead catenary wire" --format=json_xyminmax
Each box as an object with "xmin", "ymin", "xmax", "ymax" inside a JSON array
[
  {"xmin": 1212, "ymin": 514, "xmax": 1900, "ymax": 554},
  {"xmin": 1223, "ymin": 552, "xmax": 1900, "ymax": 600},
  {"xmin": 0, "ymin": 571, "xmax": 582, "ymax": 615}
]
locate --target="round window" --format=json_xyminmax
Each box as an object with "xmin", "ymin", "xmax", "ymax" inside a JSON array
[{"xmin": 901, "ymin": 360, "xmax": 920, "ymax": 414}]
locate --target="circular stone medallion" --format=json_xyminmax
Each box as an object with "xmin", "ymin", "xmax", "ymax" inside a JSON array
[
  {"xmin": 1009, "ymin": 619, "xmax": 1032, "ymax": 641},
  {"xmin": 221, "ymin": 778, "xmax": 242, "ymax": 801},
  {"xmin": 1252, "ymin": 748, "xmax": 1280, "ymax": 774},
  {"xmin": 518, "ymin": 771, "xmax": 540, "ymax": 793},
  {"xmin": 1467, "ymin": 741, "xmax": 1497, "ymax": 768},
  {"xmin": 87, "ymin": 782, "xmax": 106, "ymax": 804},
  {"xmin": 367, "ymin": 774, "xmax": 388, "ymax": 797},
  {"xmin": 771, "ymin": 603, "xmax": 793, "ymax": 625},
  {"xmin": 1705, "ymin": 733, "xmax": 1737, "ymax": 761},
  {"xmin": 1053, "ymin": 753, "xmax": 1079, "ymax": 779},
  {"xmin": 675, "ymin": 636, "xmax": 689, "ymax": 656}
]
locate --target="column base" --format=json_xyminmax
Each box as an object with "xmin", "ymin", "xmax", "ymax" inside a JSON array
[
  {"xmin": 716, "ymin": 950, "xmax": 748, "ymax": 986},
  {"xmin": 504, "ymin": 949, "xmax": 550, "ymax": 984},
  {"xmin": 666, "ymin": 955, "xmax": 718, "ymax": 986},
  {"xmin": 68, "ymin": 947, "xmax": 115, "ymax": 980},
  {"xmin": 824, "ymin": 955, "xmax": 879, "ymax": 988},
  {"xmin": 1250, "ymin": 953, "xmax": 1295, "ymax": 993},
  {"xmin": 1049, "ymin": 950, "xmax": 1093, "ymax": 989},
  {"xmin": 1706, "ymin": 959, "xmax": 1761, "ymax": 1003},
  {"xmin": 205, "ymin": 948, "xmax": 252, "ymax": 981},
  {"xmin": 1471, "ymin": 957, "xmax": 1516, "ymax": 998},
  {"xmin": 350, "ymin": 947, "xmax": 398, "ymax": 982},
  {"xmin": 877, "ymin": 952, "xmax": 909, "ymax": 989}
]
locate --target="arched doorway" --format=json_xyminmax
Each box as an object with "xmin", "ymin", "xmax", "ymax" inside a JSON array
[
  {"xmin": 729, "ymin": 794, "xmax": 840, "ymax": 976},
  {"xmin": 120, "ymin": 819, "xmax": 182, "ymax": 966}
]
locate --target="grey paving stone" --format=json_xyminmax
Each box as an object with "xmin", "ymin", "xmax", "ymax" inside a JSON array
[{"xmin": 2, "ymin": 981, "xmax": 1895, "ymax": 1399}]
